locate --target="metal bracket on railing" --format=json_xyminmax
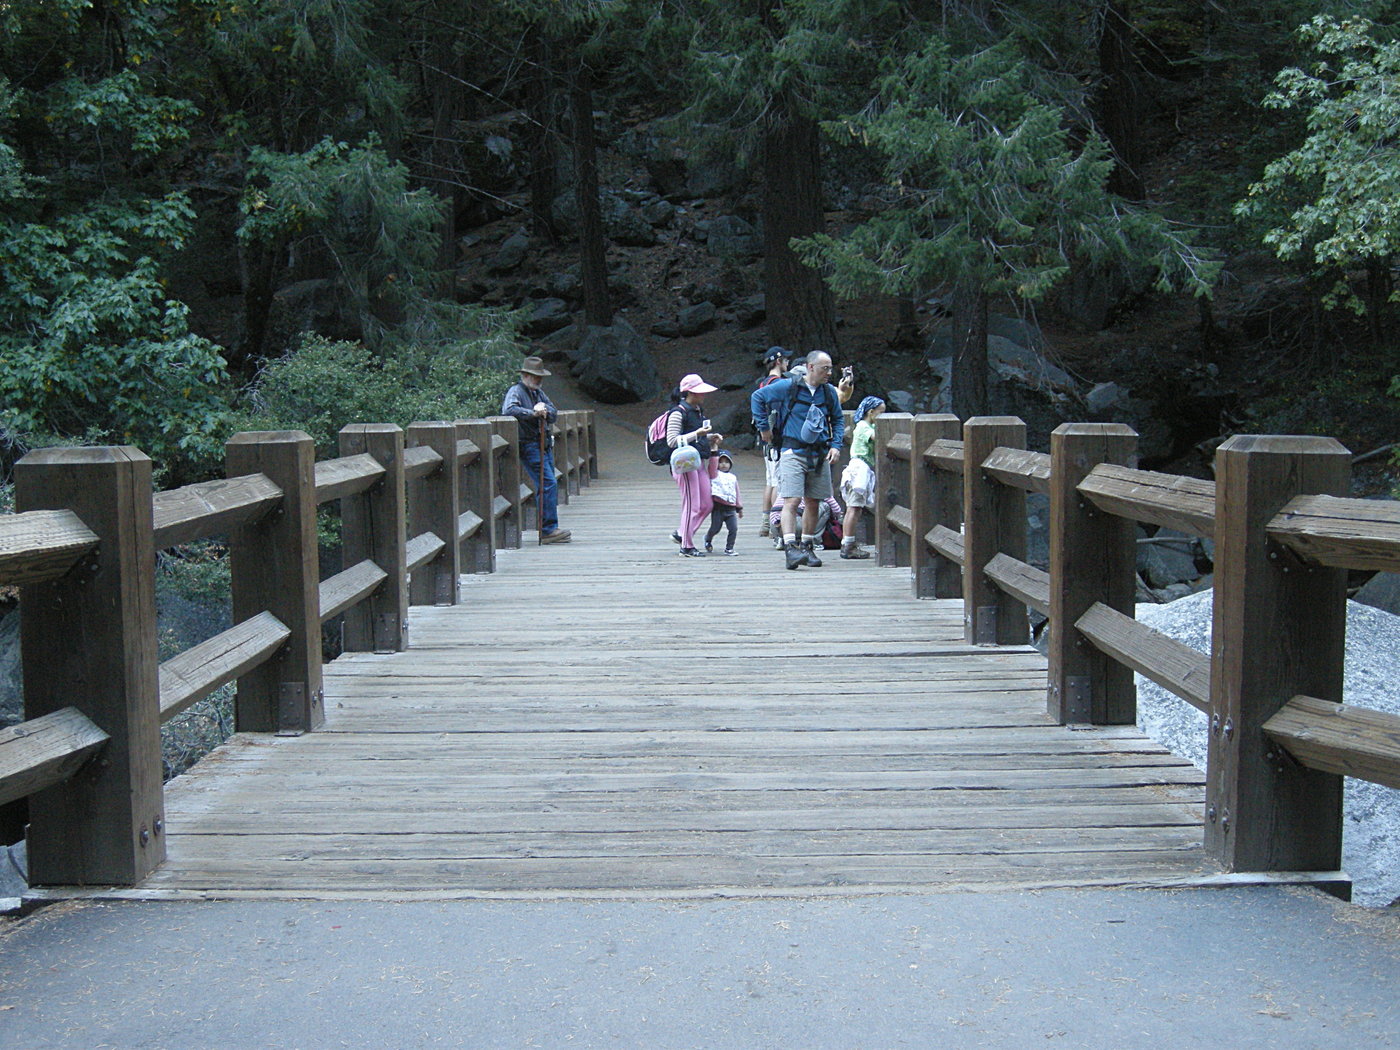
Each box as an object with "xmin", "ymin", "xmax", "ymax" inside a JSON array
[
  {"xmin": 975, "ymin": 605, "xmax": 998, "ymax": 645},
  {"xmin": 277, "ymin": 681, "xmax": 306, "ymax": 736},
  {"xmin": 1065, "ymin": 675, "xmax": 1092, "ymax": 722}
]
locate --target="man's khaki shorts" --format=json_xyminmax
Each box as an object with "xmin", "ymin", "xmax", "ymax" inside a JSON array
[{"xmin": 776, "ymin": 448, "xmax": 833, "ymax": 500}]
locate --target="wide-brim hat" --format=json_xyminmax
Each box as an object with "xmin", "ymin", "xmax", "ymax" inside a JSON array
[
  {"xmin": 519, "ymin": 356, "xmax": 551, "ymax": 377},
  {"xmin": 678, "ymin": 373, "xmax": 717, "ymax": 394}
]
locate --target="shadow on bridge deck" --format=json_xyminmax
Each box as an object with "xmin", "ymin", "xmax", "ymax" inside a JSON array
[{"xmin": 140, "ymin": 418, "xmax": 1214, "ymax": 899}]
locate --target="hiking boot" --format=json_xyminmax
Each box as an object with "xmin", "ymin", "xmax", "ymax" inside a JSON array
[
  {"xmin": 773, "ymin": 535, "xmax": 786, "ymax": 550},
  {"xmin": 671, "ymin": 531, "xmax": 682, "ymax": 544},
  {"xmin": 540, "ymin": 528, "xmax": 571, "ymax": 544},
  {"xmin": 785, "ymin": 544, "xmax": 807, "ymax": 570},
  {"xmin": 802, "ymin": 541, "xmax": 823, "ymax": 567},
  {"xmin": 758, "ymin": 522, "xmax": 770, "ymax": 538},
  {"xmin": 679, "ymin": 546, "xmax": 705, "ymax": 558},
  {"xmin": 840, "ymin": 544, "xmax": 872, "ymax": 560}
]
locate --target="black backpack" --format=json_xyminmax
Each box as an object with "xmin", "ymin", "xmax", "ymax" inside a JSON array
[{"xmin": 645, "ymin": 408, "xmax": 677, "ymax": 465}]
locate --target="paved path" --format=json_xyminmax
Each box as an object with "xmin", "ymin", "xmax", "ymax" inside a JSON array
[{"xmin": 1, "ymin": 886, "xmax": 1397, "ymax": 1048}]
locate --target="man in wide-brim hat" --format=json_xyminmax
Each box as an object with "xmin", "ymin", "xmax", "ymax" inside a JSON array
[{"xmin": 501, "ymin": 355, "xmax": 570, "ymax": 543}]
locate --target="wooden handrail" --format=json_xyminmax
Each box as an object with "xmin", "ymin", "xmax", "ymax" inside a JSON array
[
  {"xmin": 924, "ymin": 438, "xmax": 965, "ymax": 473},
  {"xmin": 456, "ymin": 439, "xmax": 480, "ymax": 467},
  {"xmin": 405, "ymin": 531, "xmax": 446, "ymax": 574},
  {"xmin": 926, "ymin": 525, "xmax": 964, "ymax": 566},
  {"xmin": 402, "ymin": 445, "xmax": 443, "ymax": 480},
  {"xmin": 0, "ymin": 708, "xmax": 109, "ymax": 808},
  {"xmin": 1267, "ymin": 493, "xmax": 1400, "ymax": 572},
  {"xmin": 1263, "ymin": 695, "xmax": 1400, "ymax": 790},
  {"xmin": 886, "ymin": 504, "xmax": 913, "ymax": 537},
  {"xmin": 319, "ymin": 558, "xmax": 388, "ymax": 624},
  {"xmin": 0, "ymin": 509, "xmax": 100, "ymax": 587},
  {"xmin": 1078, "ymin": 464, "xmax": 1215, "ymax": 537},
  {"xmin": 984, "ymin": 553, "xmax": 1050, "ymax": 616},
  {"xmin": 886, "ymin": 433, "xmax": 912, "ymax": 460},
  {"xmin": 159, "ymin": 612, "xmax": 291, "ymax": 722},
  {"xmin": 981, "ymin": 448, "xmax": 1051, "ymax": 495},
  {"xmin": 1074, "ymin": 602, "xmax": 1210, "ymax": 714},
  {"xmin": 458, "ymin": 510, "xmax": 484, "ymax": 542},
  {"xmin": 314, "ymin": 453, "xmax": 384, "ymax": 504},
  {"xmin": 152, "ymin": 473, "xmax": 282, "ymax": 549}
]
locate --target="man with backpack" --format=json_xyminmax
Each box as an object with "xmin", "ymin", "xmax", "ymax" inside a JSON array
[{"xmin": 750, "ymin": 350, "xmax": 845, "ymax": 570}]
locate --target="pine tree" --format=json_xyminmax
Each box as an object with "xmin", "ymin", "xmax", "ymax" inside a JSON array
[{"xmin": 795, "ymin": 38, "xmax": 1215, "ymax": 418}]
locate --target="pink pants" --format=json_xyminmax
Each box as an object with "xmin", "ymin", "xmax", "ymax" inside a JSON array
[{"xmin": 675, "ymin": 459, "xmax": 717, "ymax": 546}]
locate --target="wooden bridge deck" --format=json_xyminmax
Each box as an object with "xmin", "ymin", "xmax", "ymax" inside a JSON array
[{"xmin": 145, "ymin": 420, "xmax": 1213, "ymax": 898}]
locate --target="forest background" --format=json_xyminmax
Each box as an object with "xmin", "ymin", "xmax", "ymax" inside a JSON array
[{"xmin": 3, "ymin": 1, "xmax": 1400, "ymax": 772}]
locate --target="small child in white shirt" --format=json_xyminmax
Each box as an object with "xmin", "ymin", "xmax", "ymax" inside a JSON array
[{"xmin": 704, "ymin": 452, "xmax": 743, "ymax": 555}]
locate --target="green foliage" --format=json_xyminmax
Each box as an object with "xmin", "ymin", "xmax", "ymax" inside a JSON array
[
  {"xmin": 234, "ymin": 332, "xmax": 515, "ymax": 458},
  {"xmin": 795, "ymin": 39, "xmax": 1217, "ymax": 304},
  {"xmin": 1236, "ymin": 15, "xmax": 1400, "ymax": 315}
]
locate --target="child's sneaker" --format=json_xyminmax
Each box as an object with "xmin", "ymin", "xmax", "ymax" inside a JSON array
[
  {"xmin": 724, "ymin": 548, "xmax": 737, "ymax": 556},
  {"xmin": 758, "ymin": 522, "xmax": 770, "ymax": 538},
  {"xmin": 704, "ymin": 542, "xmax": 713, "ymax": 553}
]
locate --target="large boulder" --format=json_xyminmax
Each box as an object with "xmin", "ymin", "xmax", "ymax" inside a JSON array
[
  {"xmin": 704, "ymin": 215, "xmax": 760, "ymax": 259},
  {"xmin": 573, "ymin": 319, "xmax": 659, "ymax": 404},
  {"xmin": 522, "ymin": 298, "xmax": 572, "ymax": 336},
  {"xmin": 926, "ymin": 335, "xmax": 1083, "ymax": 450},
  {"xmin": 677, "ymin": 301, "xmax": 717, "ymax": 336}
]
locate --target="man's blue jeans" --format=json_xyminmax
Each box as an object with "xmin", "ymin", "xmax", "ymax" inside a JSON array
[{"xmin": 519, "ymin": 440, "xmax": 559, "ymax": 534}]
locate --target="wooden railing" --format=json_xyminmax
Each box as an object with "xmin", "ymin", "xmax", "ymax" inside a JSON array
[
  {"xmin": 0, "ymin": 411, "xmax": 596, "ymax": 886},
  {"xmin": 873, "ymin": 413, "xmax": 1400, "ymax": 886}
]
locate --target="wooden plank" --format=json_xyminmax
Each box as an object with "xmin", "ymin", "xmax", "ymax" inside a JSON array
[
  {"xmin": 401, "ymin": 445, "xmax": 442, "ymax": 480},
  {"xmin": 1267, "ymin": 493, "xmax": 1400, "ymax": 572},
  {"xmin": 404, "ymin": 531, "xmax": 446, "ymax": 574},
  {"xmin": 313, "ymin": 453, "xmax": 383, "ymax": 504},
  {"xmin": 1078, "ymin": 464, "xmax": 1215, "ymax": 537},
  {"xmin": 159, "ymin": 612, "xmax": 291, "ymax": 722},
  {"xmin": 152, "ymin": 473, "xmax": 282, "ymax": 549},
  {"xmin": 926, "ymin": 524, "xmax": 965, "ymax": 566},
  {"xmin": 964, "ymin": 417, "xmax": 1029, "ymax": 645},
  {"xmin": 924, "ymin": 438, "xmax": 965, "ymax": 474},
  {"xmin": 458, "ymin": 511, "xmax": 484, "ymax": 542},
  {"xmin": 0, "ymin": 509, "xmax": 99, "ymax": 587},
  {"xmin": 0, "ymin": 708, "xmax": 109, "ymax": 807},
  {"xmin": 887, "ymin": 504, "xmax": 913, "ymax": 537},
  {"xmin": 1075, "ymin": 602, "xmax": 1210, "ymax": 712},
  {"xmin": 456, "ymin": 439, "xmax": 480, "ymax": 467},
  {"xmin": 340, "ymin": 425, "xmax": 407, "ymax": 653},
  {"xmin": 910, "ymin": 415, "xmax": 963, "ymax": 599},
  {"xmin": 318, "ymin": 559, "xmax": 388, "ymax": 624},
  {"xmin": 1263, "ymin": 694, "xmax": 1400, "ymax": 790},
  {"xmin": 406, "ymin": 422, "xmax": 460, "ymax": 607},
  {"xmin": 981, "ymin": 447, "xmax": 1051, "ymax": 495},
  {"xmin": 886, "ymin": 432, "xmax": 912, "ymax": 460},
  {"xmin": 984, "ymin": 553, "xmax": 1050, "ymax": 615},
  {"xmin": 492, "ymin": 494, "xmax": 512, "ymax": 520}
]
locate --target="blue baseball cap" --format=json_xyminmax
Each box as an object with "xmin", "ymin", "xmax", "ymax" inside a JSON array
[{"xmin": 763, "ymin": 345, "xmax": 788, "ymax": 364}]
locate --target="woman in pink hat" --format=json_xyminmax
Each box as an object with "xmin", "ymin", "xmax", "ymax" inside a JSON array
[{"xmin": 667, "ymin": 373, "xmax": 723, "ymax": 557}]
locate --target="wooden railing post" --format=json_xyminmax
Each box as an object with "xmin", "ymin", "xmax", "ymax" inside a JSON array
[
  {"xmin": 555, "ymin": 412, "xmax": 572, "ymax": 507},
  {"xmin": 577, "ymin": 411, "xmax": 593, "ymax": 488},
  {"xmin": 585, "ymin": 409, "xmax": 599, "ymax": 480},
  {"xmin": 489, "ymin": 416, "xmax": 524, "ymax": 547},
  {"xmin": 963, "ymin": 417, "xmax": 1029, "ymax": 646},
  {"xmin": 1048, "ymin": 424, "xmax": 1138, "ymax": 724},
  {"xmin": 457, "ymin": 419, "xmax": 497, "ymax": 574},
  {"xmin": 16, "ymin": 447, "xmax": 165, "ymax": 884},
  {"xmin": 340, "ymin": 424, "xmax": 408, "ymax": 652},
  {"xmin": 407, "ymin": 421, "xmax": 460, "ymax": 607},
  {"xmin": 227, "ymin": 431, "xmax": 323, "ymax": 734},
  {"xmin": 910, "ymin": 414, "xmax": 962, "ymax": 598},
  {"xmin": 874, "ymin": 413, "xmax": 913, "ymax": 567},
  {"xmin": 562, "ymin": 411, "xmax": 581, "ymax": 498},
  {"xmin": 1207, "ymin": 435, "xmax": 1350, "ymax": 874}
]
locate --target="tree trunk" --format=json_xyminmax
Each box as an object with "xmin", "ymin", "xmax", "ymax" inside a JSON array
[
  {"xmin": 429, "ymin": 36, "xmax": 466, "ymax": 289},
  {"xmin": 1097, "ymin": 0, "xmax": 1144, "ymax": 200},
  {"xmin": 239, "ymin": 239, "xmax": 283, "ymax": 369},
  {"xmin": 525, "ymin": 25, "xmax": 559, "ymax": 243},
  {"xmin": 762, "ymin": 104, "xmax": 837, "ymax": 353},
  {"xmin": 951, "ymin": 283, "xmax": 989, "ymax": 419},
  {"xmin": 571, "ymin": 55, "xmax": 611, "ymax": 327}
]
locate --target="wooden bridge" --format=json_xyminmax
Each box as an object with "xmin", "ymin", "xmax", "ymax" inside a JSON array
[{"xmin": 2, "ymin": 409, "xmax": 1398, "ymax": 900}]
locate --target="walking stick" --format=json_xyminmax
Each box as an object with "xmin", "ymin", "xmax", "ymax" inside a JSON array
[{"xmin": 537, "ymin": 409, "xmax": 548, "ymax": 545}]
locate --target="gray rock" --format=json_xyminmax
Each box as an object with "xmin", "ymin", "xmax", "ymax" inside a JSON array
[
  {"xmin": 987, "ymin": 314, "xmax": 1047, "ymax": 352},
  {"xmin": 1026, "ymin": 493, "xmax": 1050, "ymax": 571},
  {"xmin": 685, "ymin": 154, "xmax": 744, "ymax": 198},
  {"xmin": 706, "ymin": 215, "xmax": 760, "ymax": 259},
  {"xmin": 1138, "ymin": 531, "xmax": 1201, "ymax": 589},
  {"xmin": 0, "ymin": 840, "xmax": 25, "ymax": 899},
  {"xmin": 677, "ymin": 301, "xmax": 717, "ymax": 337},
  {"xmin": 642, "ymin": 199, "xmax": 676, "ymax": 227},
  {"xmin": 1086, "ymin": 382, "xmax": 1128, "ymax": 417},
  {"xmin": 0, "ymin": 607, "xmax": 20, "ymax": 727},
  {"xmin": 719, "ymin": 371, "xmax": 752, "ymax": 393},
  {"xmin": 573, "ymin": 319, "xmax": 659, "ymax": 404},
  {"xmin": 610, "ymin": 210, "xmax": 658, "ymax": 248},
  {"xmin": 649, "ymin": 320, "xmax": 680, "ymax": 339},
  {"xmin": 522, "ymin": 298, "xmax": 572, "ymax": 336},
  {"xmin": 734, "ymin": 294, "xmax": 766, "ymax": 328},
  {"xmin": 536, "ymin": 323, "xmax": 583, "ymax": 361},
  {"xmin": 887, "ymin": 390, "xmax": 917, "ymax": 414},
  {"xmin": 546, "ymin": 269, "xmax": 582, "ymax": 300},
  {"xmin": 489, "ymin": 231, "xmax": 530, "ymax": 274},
  {"xmin": 1355, "ymin": 571, "xmax": 1400, "ymax": 617}
]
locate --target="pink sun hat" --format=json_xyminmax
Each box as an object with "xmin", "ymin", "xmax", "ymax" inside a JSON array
[{"xmin": 678, "ymin": 373, "xmax": 717, "ymax": 394}]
